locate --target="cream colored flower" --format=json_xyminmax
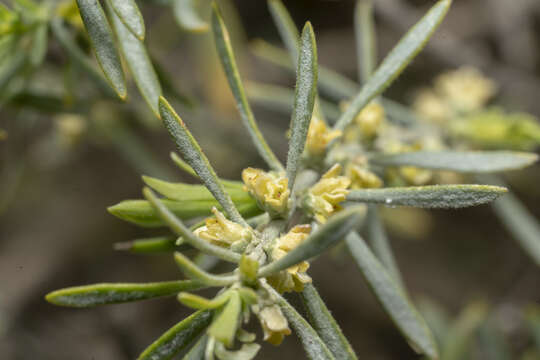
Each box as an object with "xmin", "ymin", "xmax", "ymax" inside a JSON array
[
  {"xmin": 257, "ymin": 305, "xmax": 291, "ymax": 345},
  {"xmin": 194, "ymin": 207, "xmax": 252, "ymax": 247},
  {"xmin": 347, "ymin": 164, "xmax": 383, "ymax": 189},
  {"xmin": 435, "ymin": 66, "xmax": 497, "ymax": 112},
  {"xmin": 413, "ymin": 88, "xmax": 450, "ymax": 123},
  {"xmin": 242, "ymin": 168, "xmax": 290, "ymax": 217},
  {"xmin": 306, "ymin": 116, "xmax": 342, "ymax": 156},
  {"xmin": 268, "ymin": 225, "xmax": 312, "ymax": 293},
  {"xmin": 305, "ymin": 164, "xmax": 351, "ymax": 223},
  {"xmin": 354, "ymin": 101, "xmax": 385, "ymax": 137}
]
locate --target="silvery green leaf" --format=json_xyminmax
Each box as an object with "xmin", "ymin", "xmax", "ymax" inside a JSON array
[
  {"xmin": 416, "ymin": 298, "xmax": 450, "ymax": 346},
  {"xmin": 50, "ymin": 19, "xmax": 116, "ymax": 97},
  {"xmin": 108, "ymin": 2, "xmax": 162, "ymax": 116},
  {"xmin": 110, "ymin": 0, "xmax": 145, "ymax": 40},
  {"xmin": 174, "ymin": 0, "xmax": 209, "ymax": 33},
  {"xmin": 334, "ymin": 0, "xmax": 451, "ymax": 130},
  {"xmin": 76, "ymin": 0, "xmax": 126, "ymax": 98},
  {"xmin": 370, "ymin": 151, "xmax": 538, "ymax": 173},
  {"xmin": 143, "ymin": 188, "xmax": 242, "ymax": 263},
  {"xmin": 267, "ymin": 286, "xmax": 335, "ymax": 360},
  {"xmin": 215, "ymin": 342, "xmax": 261, "ymax": 360},
  {"xmin": 346, "ymin": 231, "xmax": 438, "ymax": 358},
  {"xmin": 107, "ymin": 198, "xmax": 261, "ymax": 228},
  {"xmin": 182, "ymin": 335, "xmax": 208, "ymax": 360},
  {"xmin": 258, "ymin": 206, "xmax": 365, "ymax": 278},
  {"xmin": 347, "ymin": 184, "xmax": 507, "ymax": 208},
  {"xmin": 267, "ymin": 0, "xmax": 299, "ymax": 63},
  {"xmin": 211, "ymin": 3, "xmax": 283, "ymax": 172},
  {"xmin": 114, "ymin": 235, "xmax": 178, "ymax": 253},
  {"xmin": 286, "ymin": 22, "xmax": 317, "ymax": 189},
  {"xmin": 174, "ymin": 252, "xmax": 238, "ymax": 285},
  {"xmin": 45, "ymin": 280, "xmax": 205, "ymax": 307},
  {"xmin": 301, "ymin": 283, "xmax": 358, "ymax": 360},
  {"xmin": 250, "ymin": 40, "xmax": 357, "ymax": 101},
  {"xmin": 138, "ymin": 310, "xmax": 212, "ymax": 360},
  {"xmin": 159, "ymin": 96, "xmax": 246, "ymax": 225},
  {"xmin": 366, "ymin": 206, "xmax": 404, "ymax": 290},
  {"xmin": 355, "ymin": 0, "xmax": 376, "ymax": 83},
  {"xmin": 208, "ymin": 291, "xmax": 241, "ymax": 347},
  {"xmin": 478, "ymin": 174, "xmax": 540, "ymax": 266},
  {"xmin": 245, "ymin": 82, "xmax": 341, "ymax": 121}
]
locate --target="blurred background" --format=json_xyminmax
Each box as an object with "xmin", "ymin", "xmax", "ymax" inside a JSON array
[{"xmin": 1, "ymin": 0, "xmax": 540, "ymax": 359}]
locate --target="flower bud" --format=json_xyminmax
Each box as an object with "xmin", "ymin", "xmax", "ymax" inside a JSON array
[
  {"xmin": 305, "ymin": 116, "xmax": 342, "ymax": 157},
  {"xmin": 194, "ymin": 207, "xmax": 252, "ymax": 247},
  {"xmin": 257, "ymin": 305, "xmax": 291, "ymax": 345},
  {"xmin": 242, "ymin": 168, "xmax": 291, "ymax": 217},
  {"xmin": 268, "ymin": 225, "xmax": 312, "ymax": 293},
  {"xmin": 305, "ymin": 164, "xmax": 351, "ymax": 223}
]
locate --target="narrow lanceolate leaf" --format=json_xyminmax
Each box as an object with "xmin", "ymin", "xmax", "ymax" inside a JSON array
[
  {"xmin": 108, "ymin": 2, "xmax": 162, "ymax": 116},
  {"xmin": 76, "ymin": 0, "xmax": 126, "ymax": 98},
  {"xmin": 301, "ymin": 283, "xmax": 358, "ymax": 360},
  {"xmin": 346, "ymin": 231, "xmax": 438, "ymax": 358},
  {"xmin": 267, "ymin": 0, "xmax": 299, "ymax": 62},
  {"xmin": 250, "ymin": 40, "xmax": 357, "ymax": 101},
  {"xmin": 370, "ymin": 151, "xmax": 538, "ymax": 173},
  {"xmin": 45, "ymin": 280, "xmax": 205, "ymax": 307},
  {"xmin": 159, "ymin": 96, "xmax": 246, "ymax": 225},
  {"xmin": 138, "ymin": 310, "xmax": 212, "ymax": 360},
  {"xmin": 246, "ymin": 82, "xmax": 341, "ymax": 121},
  {"xmin": 182, "ymin": 335, "xmax": 208, "ymax": 360},
  {"xmin": 334, "ymin": 0, "xmax": 451, "ymax": 130},
  {"xmin": 285, "ymin": 22, "xmax": 318, "ymax": 189},
  {"xmin": 347, "ymin": 185, "xmax": 507, "ymax": 208},
  {"xmin": 114, "ymin": 236, "xmax": 177, "ymax": 253},
  {"xmin": 142, "ymin": 176, "xmax": 250, "ymax": 203},
  {"xmin": 478, "ymin": 175, "xmax": 540, "ymax": 266},
  {"xmin": 143, "ymin": 188, "xmax": 242, "ymax": 263},
  {"xmin": 355, "ymin": 0, "xmax": 376, "ymax": 83},
  {"xmin": 174, "ymin": 252, "xmax": 237, "ymax": 286},
  {"xmin": 107, "ymin": 198, "xmax": 261, "ymax": 227},
  {"xmin": 211, "ymin": 3, "xmax": 283, "ymax": 172},
  {"xmin": 268, "ymin": 286, "xmax": 335, "ymax": 360},
  {"xmin": 258, "ymin": 206, "xmax": 365, "ymax": 278},
  {"xmin": 174, "ymin": 0, "xmax": 209, "ymax": 33},
  {"xmin": 208, "ymin": 291, "xmax": 241, "ymax": 347},
  {"xmin": 366, "ymin": 206, "xmax": 404, "ymax": 290},
  {"xmin": 110, "ymin": 0, "xmax": 145, "ymax": 40},
  {"xmin": 50, "ymin": 19, "xmax": 116, "ymax": 97}
]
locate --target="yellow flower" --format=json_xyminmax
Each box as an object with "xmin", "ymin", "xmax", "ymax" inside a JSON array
[
  {"xmin": 306, "ymin": 116, "xmax": 342, "ymax": 156},
  {"xmin": 354, "ymin": 102, "xmax": 385, "ymax": 137},
  {"xmin": 242, "ymin": 168, "xmax": 290, "ymax": 217},
  {"xmin": 306, "ymin": 164, "xmax": 351, "ymax": 223},
  {"xmin": 258, "ymin": 305, "xmax": 291, "ymax": 345},
  {"xmin": 347, "ymin": 164, "xmax": 383, "ymax": 189},
  {"xmin": 413, "ymin": 88, "xmax": 450, "ymax": 123},
  {"xmin": 435, "ymin": 66, "xmax": 497, "ymax": 112},
  {"xmin": 268, "ymin": 225, "xmax": 312, "ymax": 293},
  {"xmin": 194, "ymin": 207, "xmax": 252, "ymax": 247}
]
